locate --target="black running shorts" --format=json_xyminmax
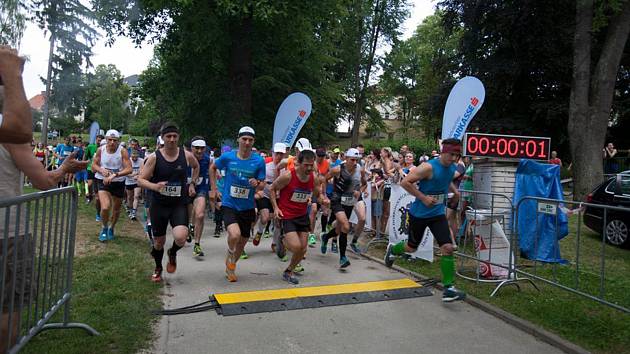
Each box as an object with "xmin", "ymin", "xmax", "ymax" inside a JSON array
[
  {"xmin": 255, "ymin": 197, "xmax": 274, "ymax": 212},
  {"xmin": 97, "ymin": 179, "xmax": 125, "ymax": 199},
  {"xmin": 408, "ymin": 214, "xmax": 451, "ymax": 249},
  {"xmin": 150, "ymin": 202, "xmax": 189, "ymax": 237},
  {"xmin": 222, "ymin": 207, "xmax": 256, "ymax": 238},
  {"xmin": 281, "ymin": 214, "xmax": 310, "ymax": 233}
]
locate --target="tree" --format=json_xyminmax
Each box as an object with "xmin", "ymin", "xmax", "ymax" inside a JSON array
[
  {"xmin": 0, "ymin": 0, "xmax": 27, "ymax": 46},
  {"xmin": 85, "ymin": 64, "xmax": 132, "ymax": 131},
  {"xmin": 569, "ymin": 0, "xmax": 630, "ymax": 199}
]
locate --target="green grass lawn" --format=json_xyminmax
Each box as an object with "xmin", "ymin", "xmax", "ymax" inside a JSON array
[
  {"xmin": 369, "ymin": 215, "xmax": 630, "ymax": 354},
  {"xmin": 20, "ymin": 187, "xmax": 161, "ymax": 354}
]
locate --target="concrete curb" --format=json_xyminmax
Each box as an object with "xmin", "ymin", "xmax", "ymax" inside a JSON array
[{"xmin": 359, "ymin": 252, "xmax": 591, "ymax": 354}]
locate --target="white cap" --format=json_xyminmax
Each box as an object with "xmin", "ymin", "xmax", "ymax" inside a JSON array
[
  {"xmin": 100, "ymin": 139, "xmax": 107, "ymax": 146},
  {"xmin": 346, "ymin": 148, "xmax": 360, "ymax": 158},
  {"xmin": 238, "ymin": 126, "xmax": 255, "ymax": 137},
  {"xmin": 273, "ymin": 142, "xmax": 286, "ymax": 153},
  {"xmin": 157, "ymin": 136, "xmax": 164, "ymax": 145},
  {"xmin": 191, "ymin": 139, "xmax": 206, "ymax": 148},
  {"xmin": 295, "ymin": 138, "xmax": 313, "ymax": 152},
  {"xmin": 105, "ymin": 129, "xmax": 121, "ymax": 139}
]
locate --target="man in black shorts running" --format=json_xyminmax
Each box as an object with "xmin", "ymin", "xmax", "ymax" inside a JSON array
[{"xmin": 138, "ymin": 122, "xmax": 199, "ymax": 282}]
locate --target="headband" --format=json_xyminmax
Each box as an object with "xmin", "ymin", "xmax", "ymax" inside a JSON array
[
  {"xmin": 161, "ymin": 126, "xmax": 179, "ymax": 135},
  {"xmin": 441, "ymin": 143, "xmax": 462, "ymax": 154},
  {"xmin": 239, "ymin": 131, "xmax": 255, "ymax": 138},
  {"xmin": 191, "ymin": 139, "xmax": 206, "ymax": 147}
]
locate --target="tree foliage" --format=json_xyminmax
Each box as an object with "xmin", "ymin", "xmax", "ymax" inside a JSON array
[
  {"xmin": 85, "ymin": 64, "xmax": 132, "ymax": 132},
  {"xmin": 0, "ymin": 0, "xmax": 27, "ymax": 46}
]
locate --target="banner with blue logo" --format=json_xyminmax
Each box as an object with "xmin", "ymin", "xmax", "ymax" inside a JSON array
[
  {"xmin": 88, "ymin": 121, "xmax": 100, "ymax": 144},
  {"xmin": 441, "ymin": 76, "xmax": 485, "ymax": 140},
  {"xmin": 272, "ymin": 92, "xmax": 312, "ymax": 148}
]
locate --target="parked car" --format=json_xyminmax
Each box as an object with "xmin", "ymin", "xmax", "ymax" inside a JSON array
[{"xmin": 583, "ymin": 171, "xmax": 630, "ymax": 248}]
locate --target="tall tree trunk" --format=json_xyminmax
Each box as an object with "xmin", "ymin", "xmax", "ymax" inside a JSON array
[
  {"xmin": 228, "ymin": 14, "xmax": 253, "ymax": 125},
  {"xmin": 41, "ymin": 32, "xmax": 55, "ymax": 147},
  {"xmin": 569, "ymin": 0, "xmax": 630, "ymax": 200}
]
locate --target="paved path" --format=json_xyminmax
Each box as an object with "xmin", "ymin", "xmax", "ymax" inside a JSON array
[{"xmin": 155, "ymin": 219, "xmax": 563, "ymax": 354}]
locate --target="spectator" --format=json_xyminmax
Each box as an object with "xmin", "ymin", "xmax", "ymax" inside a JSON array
[
  {"xmin": 548, "ymin": 151, "xmax": 562, "ymax": 167},
  {"xmin": 0, "ymin": 46, "xmax": 31, "ymax": 144},
  {"xmin": 603, "ymin": 142, "xmax": 618, "ymax": 174}
]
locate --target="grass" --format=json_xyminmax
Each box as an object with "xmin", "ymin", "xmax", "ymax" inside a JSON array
[
  {"xmin": 19, "ymin": 186, "xmax": 161, "ymax": 354},
  {"xmin": 368, "ymin": 215, "xmax": 630, "ymax": 354}
]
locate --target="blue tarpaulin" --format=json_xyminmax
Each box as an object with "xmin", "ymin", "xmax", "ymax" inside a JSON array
[{"xmin": 513, "ymin": 159, "xmax": 568, "ymax": 263}]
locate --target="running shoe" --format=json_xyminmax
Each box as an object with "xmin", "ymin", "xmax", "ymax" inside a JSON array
[
  {"xmin": 240, "ymin": 250, "xmax": 249, "ymax": 260},
  {"xmin": 320, "ymin": 233, "xmax": 328, "ymax": 254},
  {"xmin": 350, "ymin": 242, "xmax": 361, "ymax": 254},
  {"xmin": 384, "ymin": 244, "xmax": 395, "ymax": 268},
  {"xmin": 331, "ymin": 240, "xmax": 338, "ymax": 254},
  {"xmin": 166, "ymin": 248, "xmax": 177, "ymax": 273},
  {"xmin": 107, "ymin": 227, "xmax": 115, "ymax": 241},
  {"xmin": 151, "ymin": 267, "xmax": 163, "ymax": 282},
  {"xmin": 214, "ymin": 227, "xmax": 221, "ymax": 238},
  {"xmin": 294, "ymin": 263, "xmax": 304, "ymax": 273},
  {"xmin": 283, "ymin": 270, "xmax": 299, "ymax": 285},
  {"xmin": 95, "ymin": 213, "xmax": 101, "ymax": 222},
  {"xmin": 130, "ymin": 210, "xmax": 137, "ymax": 221},
  {"xmin": 442, "ymin": 286, "xmax": 466, "ymax": 302},
  {"xmin": 187, "ymin": 224, "xmax": 194, "ymax": 243},
  {"xmin": 253, "ymin": 232, "xmax": 262, "ymax": 246},
  {"xmin": 276, "ymin": 241, "xmax": 286, "ymax": 259},
  {"xmin": 98, "ymin": 227, "xmax": 108, "ymax": 242},
  {"xmin": 308, "ymin": 233, "xmax": 317, "ymax": 247},
  {"xmin": 339, "ymin": 256, "xmax": 351, "ymax": 268},
  {"xmin": 193, "ymin": 244, "xmax": 204, "ymax": 257},
  {"xmin": 280, "ymin": 255, "xmax": 288, "ymax": 262},
  {"xmin": 225, "ymin": 250, "xmax": 237, "ymax": 282},
  {"xmin": 262, "ymin": 230, "xmax": 271, "ymax": 239}
]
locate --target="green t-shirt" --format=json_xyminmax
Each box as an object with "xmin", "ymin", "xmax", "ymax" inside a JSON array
[{"xmin": 85, "ymin": 143, "xmax": 98, "ymax": 172}]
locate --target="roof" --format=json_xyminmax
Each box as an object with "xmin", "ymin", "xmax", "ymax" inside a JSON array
[{"xmin": 28, "ymin": 92, "xmax": 47, "ymax": 111}]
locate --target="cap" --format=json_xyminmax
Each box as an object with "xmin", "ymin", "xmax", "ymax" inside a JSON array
[
  {"xmin": 238, "ymin": 126, "xmax": 255, "ymax": 137},
  {"xmin": 157, "ymin": 136, "xmax": 165, "ymax": 145},
  {"xmin": 105, "ymin": 129, "xmax": 121, "ymax": 139},
  {"xmin": 316, "ymin": 148, "xmax": 326, "ymax": 157},
  {"xmin": 332, "ymin": 147, "xmax": 341, "ymax": 154},
  {"xmin": 346, "ymin": 148, "xmax": 360, "ymax": 158},
  {"xmin": 191, "ymin": 139, "xmax": 206, "ymax": 148},
  {"xmin": 273, "ymin": 142, "xmax": 286, "ymax": 153},
  {"xmin": 295, "ymin": 138, "xmax": 313, "ymax": 152},
  {"xmin": 100, "ymin": 139, "xmax": 107, "ymax": 146}
]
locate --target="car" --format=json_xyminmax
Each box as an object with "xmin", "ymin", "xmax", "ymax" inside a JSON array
[{"xmin": 583, "ymin": 171, "xmax": 630, "ymax": 248}]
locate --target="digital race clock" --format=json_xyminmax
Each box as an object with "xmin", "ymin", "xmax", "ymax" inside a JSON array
[{"xmin": 463, "ymin": 133, "xmax": 551, "ymax": 160}]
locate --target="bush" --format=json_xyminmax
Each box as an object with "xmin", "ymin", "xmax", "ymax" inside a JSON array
[{"xmin": 361, "ymin": 138, "xmax": 438, "ymax": 158}]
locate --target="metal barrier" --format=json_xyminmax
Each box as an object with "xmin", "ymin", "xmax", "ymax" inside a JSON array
[
  {"xmin": 513, "ymin": 196, "xmax": 630, "ymax": 314},
  {"xmin": 1, "ymin": 187, "xmax": 99, "ymax": 353}
]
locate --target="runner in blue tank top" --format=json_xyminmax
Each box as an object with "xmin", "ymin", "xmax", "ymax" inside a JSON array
[
  {"xmin": 186, "ymin": 136, "xmax": 212, "ymax": 257},
  {"xmin": 210, "ymin": 126, "xmax": 266, "ymax": 282},
  {"xmin": 385, "ymin": 138, "xmax": 466, "ymax": 302}
]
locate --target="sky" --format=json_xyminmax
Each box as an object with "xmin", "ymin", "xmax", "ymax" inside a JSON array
[{"xmin": 20, "ymin": 0, "xmax": 436, "ymax": 100}]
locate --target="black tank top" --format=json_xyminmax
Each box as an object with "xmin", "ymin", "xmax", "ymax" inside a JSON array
[{"xmin": 151, "ymin": 148, "xmax": 188, "ymax": 205}]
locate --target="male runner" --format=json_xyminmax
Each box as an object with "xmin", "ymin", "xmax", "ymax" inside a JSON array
[
  {"xmin": 270, "ymin": 149, "xmax": 324, "ymax": 284},
  {"xmin": 92, "ymin": 130, "xmax": 132, "ymax": 242},
  {"xmin": 252, "ymin": 142, "xmax": 285, "ymax": 246},
  {"xmin": 320, "ymin": 148, "xmax": 366, "ymax": 268},
  {"xmin": 125, "ymin": 149, "xmax": 143, "ymax": 220},
  {"xmin": 85, "ymin": 134, "xmax": 103, "ymax": 212},
  {"xmin": 385, "ymin": 138, "xmax": 466, "ymax": 302},
  {"xmin": 187, "ymin": 136, "xmax": 211, "ymax": 257},
  {"xmin": 138, "ymin": 122, "xmax": 199, "ymax": 282},
  {"xmin": 210, "ymin": 126, "xmax": 265, "ymax": 282}
]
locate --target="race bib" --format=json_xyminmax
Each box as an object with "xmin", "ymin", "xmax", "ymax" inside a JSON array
[
  {"xmin": 160, "ymin": 185, "xmax": 182, "ymax": 197},
  {"xmin": 195, "ymin": 177, "xmax": 207, "ymax": 186},
  {"xmin": 429, "ymin": 194, "xmax": 446, "ymax": 204},
  {"xmin": 230, "ymin": 185, "xmax": 250, "ymax": 199},
  {"xmin": 341, "ymin": 195, "xmax": 356, "ymax": 206},
  {"xmin": 290, "ymin": 191, "xmax": 311, "ymax": 203}
]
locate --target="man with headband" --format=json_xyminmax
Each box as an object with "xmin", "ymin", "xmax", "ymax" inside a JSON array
[
  {"xmin": 385, "ymin": 138, "xmax": 466, "ymax": 302},
  {"xmin": 210, "ymin": 126, "xmax": 265, "ymax": 282},
  {"xmin": 187, "ymin": 136, "xmax": 211, "ymax": 257},
  {"xmin": 138, "ymin": 122, "xmax": 199, "ymax": 282}
]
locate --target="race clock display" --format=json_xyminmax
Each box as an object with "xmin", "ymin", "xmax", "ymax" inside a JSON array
[{"xmin": 464, "ymin": 133, "xmax": 551, "ymax": 160}]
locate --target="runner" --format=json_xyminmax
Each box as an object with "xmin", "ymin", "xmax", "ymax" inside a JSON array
[
  {"xmin": 125, "ymin": 149, "xmax": 143, "ymax": 221},
  {"xmin": 54, "ymin": 136, "xmax": 75, "ymax": 187},
  {"xmin": 73, "ymin": 138, "xmax": 88, "ymax": 197},
  {"xmin": 92, "ymin": 130, "xmax": 132, "ymax": 242},
  {"xmin": 138, "ymin": 122, "xmax": 199, "ymax": 282},
  {"xmin": 320, "ymin": 148, "xmax": 367, "ymax": 268},
  {"xmin": 210, "ymin": 126, "xmax": 265, "ymax": 282},
  {"xmin": 270, "ymin": 149, "xmax": 324, "ymax": 284},
  {"xmin": 252, "ymin": 142, "xmax": 285, "ymax": 246},
  {"xmin": 85, "ymin": 134, "xmax": 104, "ymax": 208},
  {"xmin": 385, "ymin": 138, "xmax": 466, "ymax": 302},
  {"xmin": 187, "ymin": 136, "xmax": 211, "ymax": 257}
]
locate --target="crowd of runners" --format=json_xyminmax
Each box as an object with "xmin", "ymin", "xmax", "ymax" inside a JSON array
[{"xmin": 47, "ymin": 122, "xmax": 469, "ymax": 302}]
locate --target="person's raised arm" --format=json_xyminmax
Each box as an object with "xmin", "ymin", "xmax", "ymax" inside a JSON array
[
  {"xmin": 401, "ymin": 163, "xmax": 436, "ymax": 208},
  {"xmin": 0, "ymin": 47, "xmax": 31, "ymax": 144}
]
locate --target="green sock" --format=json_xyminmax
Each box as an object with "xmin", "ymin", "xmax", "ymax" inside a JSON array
[
  {"xmin": 441, "ymin": 255, "xmax": 455, "ymax": 287},
  {"xmin": 391, "ymin": 241, "xmax": 406, "ymax": 255}
]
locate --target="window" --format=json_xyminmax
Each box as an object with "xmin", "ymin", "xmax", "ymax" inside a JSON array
[{"xmin": 620, "ymin": 175, "xmax": 630, "ymax": 195}]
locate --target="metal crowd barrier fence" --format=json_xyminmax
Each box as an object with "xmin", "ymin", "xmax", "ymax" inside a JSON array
[
  {"xmin": 1, "ymin": 187, "xmax": 99, "ymax": 354},
  {"xmin": 513, "ymin": 197, "xmax": 630, "ymax": 314}
]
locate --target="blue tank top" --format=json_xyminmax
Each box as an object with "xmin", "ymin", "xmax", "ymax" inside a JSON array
[
  {"xmin": 187, "ymin": 153, "xmax": 210, "ymax": 187},
  {"xmin": 409, "ymin": 158, "xmax": 456, "ymax": 218}
]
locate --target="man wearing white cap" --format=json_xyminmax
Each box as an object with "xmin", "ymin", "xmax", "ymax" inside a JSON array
[
  {"xmin": 92, "ymin": 129, "xmax": 133, "ymax": 242},
  {"xmin": 187, "ymin": 136, "xmax": 211, "ymax": 257},
  {"xmin": 252, "ymin": 142, "xmax": 285, "ymax": 247},
  {"xmin": 210, "ymin": 126, "xmax": 266, "ymax": 282},
  {"xmin": 320, "ymin": 148, "xmax": 366, "ymax": 268}
]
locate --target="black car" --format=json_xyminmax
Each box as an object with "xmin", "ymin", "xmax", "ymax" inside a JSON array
[{"xmin": 583, "ymin": 171, "xmax": 630, "ymax": 248}]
